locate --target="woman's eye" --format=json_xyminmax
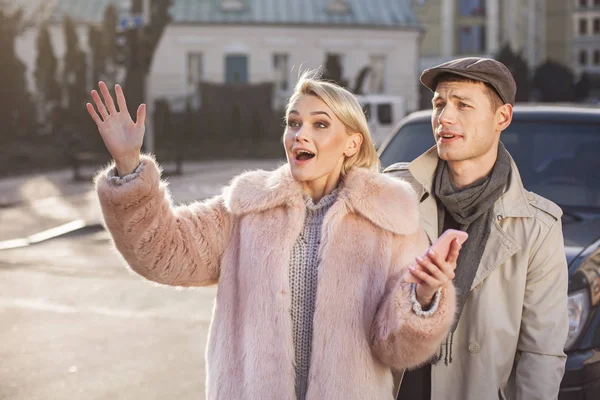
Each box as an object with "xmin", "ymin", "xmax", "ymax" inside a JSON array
[
  {"xmin": 287, "ymin": 120, "xmax": 300, "ymax": 128},
  {"xmin": 315, "ymin": 122, "xmax": 328, "ymax": 129}
]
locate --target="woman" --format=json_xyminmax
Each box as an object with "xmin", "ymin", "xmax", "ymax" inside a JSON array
[{"xmin": 87, "ymin": 72, "xmax": 459, "ymax": 400}]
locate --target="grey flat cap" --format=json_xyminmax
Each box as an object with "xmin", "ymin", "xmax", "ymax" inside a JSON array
[{"xmin": 420, "ymin": 57, "xmax": 517, "ymax": 105}]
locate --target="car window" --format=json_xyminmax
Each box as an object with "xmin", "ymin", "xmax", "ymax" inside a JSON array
[
  {"xmin": 379, "ymin": 118, "xmax": 600, "ymax": 208},
  {"xmin": 377, "ymin": 103, "xmax": 393, "ymax": 125},
  {"xmin": 379, "ymin": 122, "xmax": 434, "ymax": 167}
]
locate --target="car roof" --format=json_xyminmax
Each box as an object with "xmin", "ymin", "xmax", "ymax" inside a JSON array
[{"xmin": 401, "ymin": 104, "xmax": 600, "ymax": 124}]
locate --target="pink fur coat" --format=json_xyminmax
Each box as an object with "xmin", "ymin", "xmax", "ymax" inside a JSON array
[{"xmin": 95, "ymin": 155, "xmax": 456, "ymax": 400}]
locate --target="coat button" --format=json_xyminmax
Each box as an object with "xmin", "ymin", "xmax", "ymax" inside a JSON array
[{"xmin": 468, "ymin": 341, "xmax": 480, "ymax": 354}]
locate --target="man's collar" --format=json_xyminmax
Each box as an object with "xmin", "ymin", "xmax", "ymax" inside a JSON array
[{"xmin": 409, "ymin": 146, "xmax": 532, "ymax": 218}]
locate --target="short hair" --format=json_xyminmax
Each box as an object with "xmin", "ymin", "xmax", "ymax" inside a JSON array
[
  {"xmin": 285, "ymin": 70, "xmax": 380, "ymax": 176},
  {"xmin": 433, "ymin": 73, "xmax": 504, "ymax": 111}
]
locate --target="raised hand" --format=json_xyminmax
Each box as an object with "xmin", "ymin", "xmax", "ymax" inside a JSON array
[{"xmin": 86, "ymin": 81, "xmax": 146, "ymax": 176}]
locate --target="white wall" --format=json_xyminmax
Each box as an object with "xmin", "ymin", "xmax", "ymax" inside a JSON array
[{"xmin": 148, "ymin": 24, "xmax": 421, "ymax": 111}]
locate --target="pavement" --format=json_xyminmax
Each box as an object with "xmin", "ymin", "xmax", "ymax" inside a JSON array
[{"xmin": 0, "ymin": 158, "xmax": 285, "ymax": 247}]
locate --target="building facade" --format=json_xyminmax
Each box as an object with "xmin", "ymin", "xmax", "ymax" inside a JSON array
[
  {"xmin": 572, "ymin": 0, "xmax": 600, "ymax": 77},
  {"xmin": 414, "ymin": 0, "xmax": 555, "ymax": 71},
  {"xmin": 150, "ymin": 0, "xmax": 422, "ymax": 113},
  {"xmin": 10, "ymin": 0, "xmax": 423, "ymax": 112}
]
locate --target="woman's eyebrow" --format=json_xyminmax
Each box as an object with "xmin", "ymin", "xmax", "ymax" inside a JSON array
[{"xmin": 310, "ymin": 111, "xmax": 331, "ymax": 119}]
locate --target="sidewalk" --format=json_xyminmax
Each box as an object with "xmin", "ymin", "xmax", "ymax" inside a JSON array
[{"xmin": 0, "ymin": 158, "xmax": 284, "ymax": 245}]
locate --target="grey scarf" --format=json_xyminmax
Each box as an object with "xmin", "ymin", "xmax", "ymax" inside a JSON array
[{"xmin": 432, "ymin": 142, "xmax": 511, "ymax": 365}]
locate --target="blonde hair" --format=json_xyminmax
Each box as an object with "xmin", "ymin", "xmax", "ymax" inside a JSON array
[{"xmin": 285, "ymin": 69, "xmax": 380, "ymax": 176}]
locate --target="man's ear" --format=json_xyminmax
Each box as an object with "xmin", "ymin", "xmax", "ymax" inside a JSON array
[
  {"xmin": 345, "ymin": 133, "xmax": 363, "ymax": 157},
  {"xmin": 496, "ymin": 104, "xmax": 513, "ymax": 131}
]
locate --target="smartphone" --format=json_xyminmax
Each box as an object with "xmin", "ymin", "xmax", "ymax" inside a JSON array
[{"xmin": 428, "ymin": 229, "xmax": 468, "ymax": 261}]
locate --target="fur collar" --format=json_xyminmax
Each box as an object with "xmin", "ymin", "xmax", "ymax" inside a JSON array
[{"xmin": 223, "ymin": 164, "xmax": 420, "ymax": 236}]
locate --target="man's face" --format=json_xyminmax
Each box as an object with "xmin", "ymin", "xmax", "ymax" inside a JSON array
[{"xmin": 431, "ymin": 80, "xmax": 503, "ymax": 164}]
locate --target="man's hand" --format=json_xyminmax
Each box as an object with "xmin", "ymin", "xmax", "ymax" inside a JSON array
[{"xmin": 404, "ymin": 238, "xmax": 461, "ymax": 308}]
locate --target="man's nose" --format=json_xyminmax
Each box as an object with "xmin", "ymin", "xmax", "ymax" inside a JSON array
[{"xmin": 437, "ymin": 105, "xmax": 457, "ymax": 125}]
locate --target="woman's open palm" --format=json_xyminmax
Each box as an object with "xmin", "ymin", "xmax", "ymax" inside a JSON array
[{"xmin": 86, "ymin": 81, "xmax": 146, "ymax": 175}]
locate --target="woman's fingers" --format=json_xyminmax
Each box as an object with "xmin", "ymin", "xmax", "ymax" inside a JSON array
[
  {"xmin": 99, "ymin": 81, "xmax": 117, "ymax": 115},
  {"xmin": 115, "ymin": 84, "xmax": 129, "ymax": 115},
  {"xmin": 446, "ymin": 238, "xmax": 461, "ymax": 267},
  {"xmin": 408, "ymin": 266, "xmax": 438, "ymax": 287},
  {"xmin": 416, "ymin": 255, "xmax": 449, "ymax": 283},
  {"xmin": 91, "ymin": 90, "xmax": 109, "ymax": 120},
  {"xmin": 86, "ymin": 103, "xmax": 103, "ymax": 126},
  {"xmin": 403, "ymin": 269, "xmax": 422, "ymax": 284},
  {"xmin": 426, "ymin": 249, "xmax": 456, "ymax": 279},
  {"xmin": 135, "ymin": 104, "xmax": 146, "ymax": 126}
]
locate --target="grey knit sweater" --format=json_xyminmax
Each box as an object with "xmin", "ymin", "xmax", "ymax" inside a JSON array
[{"xmin": 289, "ymin": 189, "xmax": 338, "ymax": 400}]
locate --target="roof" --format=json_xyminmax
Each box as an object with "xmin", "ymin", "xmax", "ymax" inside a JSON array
[
  {"xmin": 170, "ymin": 0, "xmax": 419, "ymax": 28},
  {"xmin": 3, "ymin": 0, "xmax": 419, "ymax": 29}
]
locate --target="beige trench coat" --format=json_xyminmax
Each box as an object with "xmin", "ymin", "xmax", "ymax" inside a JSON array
[{"xmin": 385, "ymin": 147, "xmax": 569, "ymax": 400}]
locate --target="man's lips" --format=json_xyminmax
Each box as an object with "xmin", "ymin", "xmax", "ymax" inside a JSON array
[{"xmin": 437, "ymin": 131, "xmax": 463, "ymax": 143}]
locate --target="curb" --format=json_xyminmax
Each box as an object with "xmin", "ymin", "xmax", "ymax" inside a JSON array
[{"xmin": 0, "ymin": 220, "xmax": 104, "ymax": 251}]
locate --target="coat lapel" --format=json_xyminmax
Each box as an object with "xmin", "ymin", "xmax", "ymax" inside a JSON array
[
  {"xmin": 470, "ymin": 160, "xmax": 532, "ymax": 289},
  {"xmin": 408, "ymin": 147, "xmax": 439, "ymax": 244}
]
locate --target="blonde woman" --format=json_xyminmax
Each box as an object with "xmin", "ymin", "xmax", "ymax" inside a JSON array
[{"xmin": 87, "ymin": 72, "xmax": 459, "ymax": 400}]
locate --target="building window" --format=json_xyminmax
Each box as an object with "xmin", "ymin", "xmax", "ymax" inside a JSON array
[
  {"xmin": 272, "ymin": 53, "xmax": 289, "ymax": 91},
  {"xmin": 579, "ymin": 18, "xmax": 588, "ymax": 35},
  {"xmin": 187, "ymin": 53, "xmax": 203, "ymax": 93},
  {"xmin": 458, "ymin": 25, "xmax": 486, "ymax": 54},
  {"xmin": 324, "ymin": 53, "xmax": 345, "ymax": 84},
  {"xmin": 579, "ymin": 0, "xmax": 588, "ymax": 8},
  {"xmin": 593, "ymin": 50, "xmax": 600, "ymax": 65},
  {"xmin": 579, "ymin": 50, "xmax": 588, "ymax": 65},
  {"xmin": 369, "ymin": 55, "xmax": 386, "ymax": 94},
  {"xmin": 594, "ymin": 18, "xmax": 600, "ymax": 34},
  {"xmin": 225, "ymin": 54, "xmax": 248, "ymax": 83},
  {"xmin": 459, "ymin": 0, "xmax": 485, "ymax": 17},
  {"xmin": 595, "ymin": 0, "xmax": 600, "ymax": 6}
]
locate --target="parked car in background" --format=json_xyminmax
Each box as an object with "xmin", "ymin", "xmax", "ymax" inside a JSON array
[
  {"xmin": 355, "ymin": 94, "xmax": 406, "ymax": 148},
  {"xmin": 378, "ymin": 104, "xmax": 600, "ymax": 399}
]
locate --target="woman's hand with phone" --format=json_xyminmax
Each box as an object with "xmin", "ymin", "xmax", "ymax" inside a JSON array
[{"xmin": 405, "ymin": 238, "xmax": 462, "ymax": 308}]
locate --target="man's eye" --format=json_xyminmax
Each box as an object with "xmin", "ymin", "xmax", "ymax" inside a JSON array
[
  {"xmin": 459, "ymin": 102, "xmax": 469, "ymax": 108},
  {"xmin": 433, "ymin": 103, "xmax": 444, "ymax": 110}
]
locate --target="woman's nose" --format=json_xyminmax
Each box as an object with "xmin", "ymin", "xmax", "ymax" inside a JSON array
[{"xmin": 294, "ymin": 126, "xmax": 309, "ymax": 142}]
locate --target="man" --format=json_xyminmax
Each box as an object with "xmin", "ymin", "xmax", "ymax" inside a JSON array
[{"xmin": 385, "ymin": 58, "xmax": 569, "ymax": 400}]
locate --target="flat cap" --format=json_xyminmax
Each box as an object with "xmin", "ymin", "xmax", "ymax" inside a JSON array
[{"xmin": 420, "ymin": 57, "xmax": 517, "ymax": 105}]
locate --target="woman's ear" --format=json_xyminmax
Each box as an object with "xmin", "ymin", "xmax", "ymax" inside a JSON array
[{"xmin": 345, "ymin": 133, "xmax": 363, "ymax": 157}]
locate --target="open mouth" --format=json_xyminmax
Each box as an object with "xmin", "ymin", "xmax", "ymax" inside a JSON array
[
  {"xmin": 438, "ymin": 132, "xmax": 461, "ymax": 141},
  {"xmin": 294, "ymin": 149, "xmax": 316, "ymax": 161}
]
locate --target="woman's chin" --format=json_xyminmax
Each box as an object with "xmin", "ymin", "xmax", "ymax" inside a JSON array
[{"xmin": 289, "ymin": 167, "xmax": 313, "ymax": 182}]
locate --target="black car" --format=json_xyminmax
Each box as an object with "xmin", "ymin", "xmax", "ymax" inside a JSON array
[{"xmin": 377, "ymin": 104, "xmax": 600, "ymax": 399}]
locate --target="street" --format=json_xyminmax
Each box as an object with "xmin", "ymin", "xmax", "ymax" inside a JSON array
[{"xmin": 0, "ymin": 159, "xmax": 282, "ymax": 400}]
